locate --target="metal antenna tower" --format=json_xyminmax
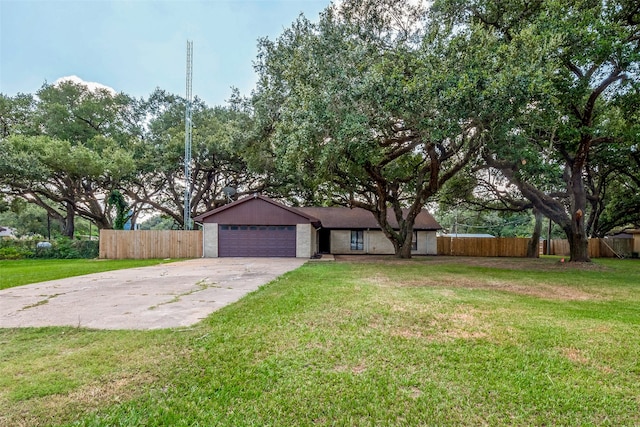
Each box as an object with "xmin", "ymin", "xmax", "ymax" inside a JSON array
[{"xmin": 183, "ymin": 40, "xmax": 193, "ymax": 230}]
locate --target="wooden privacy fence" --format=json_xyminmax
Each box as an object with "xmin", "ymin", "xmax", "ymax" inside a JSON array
[
  {"xmin": 437, "ymin": 237, "xmax": 530, "ymax": 257},
  {"xmin": 545, "ymin": 238, "xmax": 633, "ymax": 258},
  {"xmin": 99, "ymin": 230, "xmax": 202, "ymax": 259},
  {"xmin": 437, "ymin": 237, "xmax": 634, "ymax": 258}
]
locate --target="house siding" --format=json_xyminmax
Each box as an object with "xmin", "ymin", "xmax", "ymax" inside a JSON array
[
  {"xmin": 424, "ymin": 231, "xmax": 437, "ymax": 255},
  {"xmin": 203, "ymin": 223, "xmax": 437, "ymax": 258},
  {"xmin": 330, "ymin": 229, "xmax": 437, "ymax": 255},
  {"xmin": 203, "ymin": 223, "xmax": 218, "ymax": 257},
  {"xmin": 296, "ymin": 223, "xmax": 315, "ymax": 258}
]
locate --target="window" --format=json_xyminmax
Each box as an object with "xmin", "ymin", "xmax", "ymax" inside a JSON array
[
  {"xmin": 351, "ymin": 230, "xmax": 364, "ymax": 250},
  {"xmin": 411, "ymin": 230, "xmax": 418, "ymax": 251}
]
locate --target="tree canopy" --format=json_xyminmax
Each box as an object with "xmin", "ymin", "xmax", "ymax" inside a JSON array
[
  {"xmin": 251, "ymin": 0, "xmax": 486, "ymax": 257},
  {"xmin": 430, "ymin": 0, "xmax": 640, "ymax": 261},
  {"xmin": 1, "ymin": 0, "xmax": 638, "ymax": 262}
]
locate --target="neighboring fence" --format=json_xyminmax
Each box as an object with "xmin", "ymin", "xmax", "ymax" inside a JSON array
[
  {"xmin": 437, "ymin": 237, "xmax": 530, "ymax": 257},
  {"xmin": 99, "ymin": 230, "xmax": 203, "ymax": 259},
  {"xmin": 544, "ymin": 238, "xmax": 633, "ymax": 258},
  {"xmin": 98, "ymin": 231, "xmax": 633, "ymax": 259},
  {"xmin": 437, "ymin": 236, "xmax": 634, "ymax": 258}
]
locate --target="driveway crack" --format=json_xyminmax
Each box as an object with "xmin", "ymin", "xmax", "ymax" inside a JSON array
[
  {"xmin": 148, "ymin": 279, "xmax": 219, "ymax": 310},
  {"xmin": 20, "ymin": 293, "xmax": 62, "ymax": 311}
]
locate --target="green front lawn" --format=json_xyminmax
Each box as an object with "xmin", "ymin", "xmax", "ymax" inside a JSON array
[
  {"xmin": 0, "ymin": 258, "xmax": 179, "ymax": 290},
  {"xmin": 1, "ymin": 257, "xmax": 639, "ymax": 426}
]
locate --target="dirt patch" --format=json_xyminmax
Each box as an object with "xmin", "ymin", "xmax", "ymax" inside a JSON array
[
  {"xmin": 333, "ymin": 362, "xmax": 367, "ymax": 375},
  {"xmin": 366, "ymin": 272, "xmax": 596, "ymax": 301},
  {"xmin": 406, "ymin": 386, "xmax": 423, "ymax": 399},
  {"xmin": 336, "ymin": 255, "xmax": 610, "ymax": 272},
  {"xmin": 2, "ymin": 372, "xmax": 157, "ymax": 427},
  {"xmin": 381, "ymin": 304, "xmax": 491, "ymax": 343},
  {"xmin": 366, "ymin": 261, "xmax": 602, "ymax": 301},
  {"xmin": 420, "ymin": 277, "xmax": 593, "ymax": 301},
  {"xmin": 561, "ymin": 347, "xmax": 590, "ymax": 365},
  {"xmin": 559, "ymin": 347, "xmax": 616, "ymax": 375},
  {"xmin": 390, "ymin": 327, "xmax": 424, "ymax": 339}
]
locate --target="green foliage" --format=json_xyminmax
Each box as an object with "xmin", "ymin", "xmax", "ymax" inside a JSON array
[
  {"xmin": 0, "ymin": 245, "xmax": 33, "ymax": 260},
  {"xmin": 128, "ymin": 89, "xmax": 263, "ymax": 226},
  {"xmin": 431, "ymin": 0, "xmax": 640, "ymax": 260},
  {"xmin": 107, "ymin": 190, "xmax": 129, "ymax": 230},
  {"xmin": 252, "ymin": 0, "xmax": 483, "ymax": 256},
  {"xmin": 0, "ymin": 194, "xmax": 9, "ymax": 213},
  {"xmin": 44, "ymin": 238, "xmax": 99, "ymax": 259},
  {"xmin": 0, "ymin": 81, "xmax": 137, "ymax": 236},
  {"xmin": 0, "ymin": 238, "xmax": 98, "ymax": 260},
  {"xmin": 138, "ymin": 215, "xmax": 180, "ymax": 230},
  {"xmin": 0, "ymin": 92, "xmax": 36, "ymax": 137},
  {"xmin": 1, "ymin": 0, "xmax": 637, "ymax": 253},
  {"xmin": 0, "ymin": 200, "xmax": 58, "ymax": 238}
]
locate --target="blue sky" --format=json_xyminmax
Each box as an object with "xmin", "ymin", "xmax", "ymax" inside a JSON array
[{"xmin": 0, "ymin": 0, "xmax": 331, "ymax": 106}]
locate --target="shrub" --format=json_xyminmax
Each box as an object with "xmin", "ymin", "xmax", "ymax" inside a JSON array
[
  {"xmin": 0, "ymin": 245, "xmax": 34, "ymax": 260},
  {"xmin": 39, "ymin": 238, "xmax": 99, "ymax": 259},
  {"xmin": 0, "ymin": 238, "xmax": 99, "ymax": 260}
]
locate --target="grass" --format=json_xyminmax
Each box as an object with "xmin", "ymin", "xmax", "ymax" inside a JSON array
[
  {"xmin": 0, "ymin": 258, "xmax": 179, "ymax": 290},
  {"xmin": 1, "ymin": 256, "xmax": 639, "ymax": 426}
]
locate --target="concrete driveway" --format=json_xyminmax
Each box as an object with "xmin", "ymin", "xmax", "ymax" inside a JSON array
[{"xmin": 0, "ymin": 258, "xmax": 306, "ymax": 330}]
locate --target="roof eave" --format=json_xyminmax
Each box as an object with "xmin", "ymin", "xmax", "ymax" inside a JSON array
[{"xmin": 193, "ymin": 194, "xmax": 320, "ymax": 224}]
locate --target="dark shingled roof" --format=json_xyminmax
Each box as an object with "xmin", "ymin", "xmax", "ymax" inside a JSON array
[
  {"xmin": 297, "ymin": 207, "xmax": 441, "ymax": 230},
  {"xmin": 193, "ymin": 194, "xmax": 320, "ymax": 226},
  {"xmin": 192, "ymin": 195, "xmax": 441, "ymax": 230}
]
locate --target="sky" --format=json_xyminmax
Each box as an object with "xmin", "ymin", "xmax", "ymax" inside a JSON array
[{"xmin": 0, "ymin": 0, "xmax": 331, "ymax": 106}]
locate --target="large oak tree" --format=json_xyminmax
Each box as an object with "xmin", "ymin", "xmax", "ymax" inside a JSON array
[
  {"xmin": 252, "ymin": 0, "xmax": 484, "ymax": 257},
  {"xmin": 0, "ymin": 81, "xmax": 135, "ymax": 237},
  {"xmin": 433, "ymin": 0, "xmax": 640, "ymax": 261}
]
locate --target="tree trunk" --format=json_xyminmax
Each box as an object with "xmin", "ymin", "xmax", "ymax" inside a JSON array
[
  {"xmin": 62, "ymin": 202, "xmax": 75, "ymax": 238},
  {"xmin": 567, "ymin": 227, "xmax": 590, "ymax": 262},
  {"xmin": 396, "ymin": 236, "xmax": 413, "ymax": 259},
  {"xmin": 527, "ymin": 208, "xmax": 542, "ymax": 258},
  {"xmin": 567, "ymin": 163, "xmax": 591, "ymax": 262}
]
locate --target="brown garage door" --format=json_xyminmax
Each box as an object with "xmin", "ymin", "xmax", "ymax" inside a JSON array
[{"xmin": 218, "ymin": 225, "xmax": 296, "ymax": 257}]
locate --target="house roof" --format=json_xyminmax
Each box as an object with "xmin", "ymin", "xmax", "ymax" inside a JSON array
[
  {"xmin": 193, "ymin": 195, "xmax": 441, "ymax": 230},
  {"xmin": 193, "ymin": 194, "xmax": 321, "ymax": 225},
  {"xmin": 297, "ymin": 206, "xmax": 442, "ymax": 230},
  {"xmin": 607, "ymin": 232, "xmax": 633, "ymax": 239}
]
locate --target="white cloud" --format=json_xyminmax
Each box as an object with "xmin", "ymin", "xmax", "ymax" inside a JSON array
[{"xmin": 54, "ymin": 75, "xmax": 116, "ymax": 95}]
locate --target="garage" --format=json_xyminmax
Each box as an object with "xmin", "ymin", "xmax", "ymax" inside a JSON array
[
  {"xmin": 218, "ymin": 225, "xmax": 296, "ymax": 257},
  {"xmin": 193, "ymin": 195, "xmax": 320, "ymax": 258}
]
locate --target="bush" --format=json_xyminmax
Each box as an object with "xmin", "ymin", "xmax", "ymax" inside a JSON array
[
  {"xmin": 0, "ymin": 238, "xmax": 99, "ymax": 260},
  {"xmin": 72, "ymin": 240, "xmax": 99, "ymax": 258},
  {"xmin": 38, "ymin": 238, "xmax": 99, "ymax": 259},
  {"xmin": 0, "ymin": 245, "xmax": 34, "ymax": 260},
  {"xmin": 0, "ymin": 239, "xmax": 35, "ymax": 259}
]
